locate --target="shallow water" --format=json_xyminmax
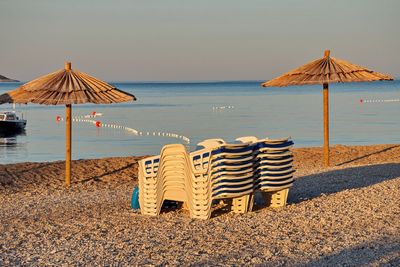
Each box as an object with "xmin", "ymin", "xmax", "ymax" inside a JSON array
[{"xmin": 0, "ymin": 80, "xmax": 399, "ymax": 164}]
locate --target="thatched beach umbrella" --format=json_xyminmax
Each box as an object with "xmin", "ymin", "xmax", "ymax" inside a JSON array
[
  {"xmin": 0, "ymin": 62, "xmax": 136, "ymax": 186},
  {"xmin": 262, "ymin": 50, "xmax": 393, "ymax": 167}
]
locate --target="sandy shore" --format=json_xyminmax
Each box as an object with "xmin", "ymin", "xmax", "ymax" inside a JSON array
[{"xmin": 1, "ymin": 144, "xmax": 399, "ymax": 266}]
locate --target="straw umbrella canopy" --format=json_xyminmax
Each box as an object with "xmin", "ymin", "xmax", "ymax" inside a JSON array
[
  {"xmin": 0, "ymin": 62, "xmax": 136, "ymax": 186},
  {"xmin": 262, "ymin": 50, "xmax": 393, "ymax": 167}
]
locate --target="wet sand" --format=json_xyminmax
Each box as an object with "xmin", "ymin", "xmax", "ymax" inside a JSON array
[{"xmin": 1, "ymin": 144, "xmax": 399, "ymax": 266}]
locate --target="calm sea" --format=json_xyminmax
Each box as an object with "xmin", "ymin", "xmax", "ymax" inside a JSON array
[{"xmin": 0, "ymin": 80, "xmax": 399, "ymax": 164}]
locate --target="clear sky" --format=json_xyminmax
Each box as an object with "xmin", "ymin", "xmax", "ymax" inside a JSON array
[{"xmin": 1, "ymin": 0, "xmax": 399, "ymax": 81}]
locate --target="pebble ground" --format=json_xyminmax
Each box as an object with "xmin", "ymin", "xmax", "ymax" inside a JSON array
[{"xmin": 1, "ymin": 144, "xmax": 399, "ymax": 266}]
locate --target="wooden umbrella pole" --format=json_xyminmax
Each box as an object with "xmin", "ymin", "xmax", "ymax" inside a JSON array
[
  {"xmin": 66, "ymin": 104, "xmax": 72, "ymax": 187},
  {"xmin": 65, "ymin": 61, "xmax": 72, "ymax": 187},
  {"xmin": 323, "ymin": 83, "xmax": 329, "ymax": 167}
]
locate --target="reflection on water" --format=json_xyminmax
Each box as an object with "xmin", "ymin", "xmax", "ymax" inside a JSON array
[
  {"xmin": 0, "ymin": 129, "xmax": 27, "ymax": 162},
  {"xmin": 0, "ymin": 128, "xmax": 26, "ymax": 139},
  {"xmin": 0, "ymin": 137, "xmax": 18, "ymax": 146}
]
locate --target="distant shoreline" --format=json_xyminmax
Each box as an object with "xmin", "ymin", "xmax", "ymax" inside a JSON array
[
  {"xmin": 0, "ymin": 80, "xmax": 19, "ymax": 83},
  {"xmin": 0, "ymin": 74, "xmax": 19, "ymax": 83}
]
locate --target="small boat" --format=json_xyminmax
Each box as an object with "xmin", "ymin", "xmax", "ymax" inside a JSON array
[{"xmin": 0, "ymin": 111, "xmax": 27, "ymax": 135}]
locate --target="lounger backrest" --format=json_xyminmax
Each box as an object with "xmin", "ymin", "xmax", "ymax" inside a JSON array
[
  {"xmin": 235, "ymin": 136, "xmax": 258, "ymax": 143},
  {"xmin": 142, "ymin": 155, "xmax": 160, "ymax": 177}
]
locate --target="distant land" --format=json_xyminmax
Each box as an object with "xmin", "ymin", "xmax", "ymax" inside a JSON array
[{"xmin": 0, "ymin": 74, "xmax": 19, "ymax": 82}]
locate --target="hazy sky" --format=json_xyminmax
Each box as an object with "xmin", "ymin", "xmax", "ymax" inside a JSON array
[{"xmin": 1, "ymin": 0, "xmax": 399, "ymax": 81}]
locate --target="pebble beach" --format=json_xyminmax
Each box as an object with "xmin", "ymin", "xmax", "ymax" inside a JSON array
[{"xmin": 1, "ymin": 144, "xmax": 399, "ymax": 266}]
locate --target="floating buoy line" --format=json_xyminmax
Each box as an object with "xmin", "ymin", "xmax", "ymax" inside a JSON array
[
  {"xmin": 56, "ymin": 111, "xmax": 190, "ymax": 144},
  {"xmin": 360, "ymin": 98, "xmax": 400, "ymax": 104},
  {"xmin": 212, "ymin": 105, "xmax": 234, "ymax": 110}
]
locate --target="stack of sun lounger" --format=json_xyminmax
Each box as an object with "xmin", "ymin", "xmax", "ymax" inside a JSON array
[
  {"xmin": 256, "ymin": 138, "xmax": 294, "ymax": 207},
  {"xmin": 137, "ymin": 136, "xmax": 294, "ymax": 219},
  {"xmin": 191, "ymin": 140, "xmax": 257, "ymax": 217},
  {"xmin": 237, "ymin": 137, "xmax": 295, "ymax": 208},
  {"xmin": 138, "ymin": 144, "xmax": 196, "ymax": 217}
]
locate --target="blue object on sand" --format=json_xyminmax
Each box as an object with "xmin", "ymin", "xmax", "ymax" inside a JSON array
[{"xmin": 131, "ymin": 185, "xmax": 140, "ymax": 210}]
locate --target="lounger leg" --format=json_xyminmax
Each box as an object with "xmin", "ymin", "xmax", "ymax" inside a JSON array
[
  {"xmin": 262, "ymin": 189, "xmax": 289, "ymax": 208},
  {"xmin": 232, "ymin": 194, "xmax": 253, "ymax": 213}
]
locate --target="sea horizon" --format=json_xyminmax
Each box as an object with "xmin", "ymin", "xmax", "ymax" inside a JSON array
[{"xmin": 5, "ymin": 77, "xmax": 399, "ymax": 84}]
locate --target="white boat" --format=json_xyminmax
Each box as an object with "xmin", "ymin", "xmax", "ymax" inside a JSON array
[{"xmin": 0, "ymin": 111, "xmax": 27, "ymax": 135}]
